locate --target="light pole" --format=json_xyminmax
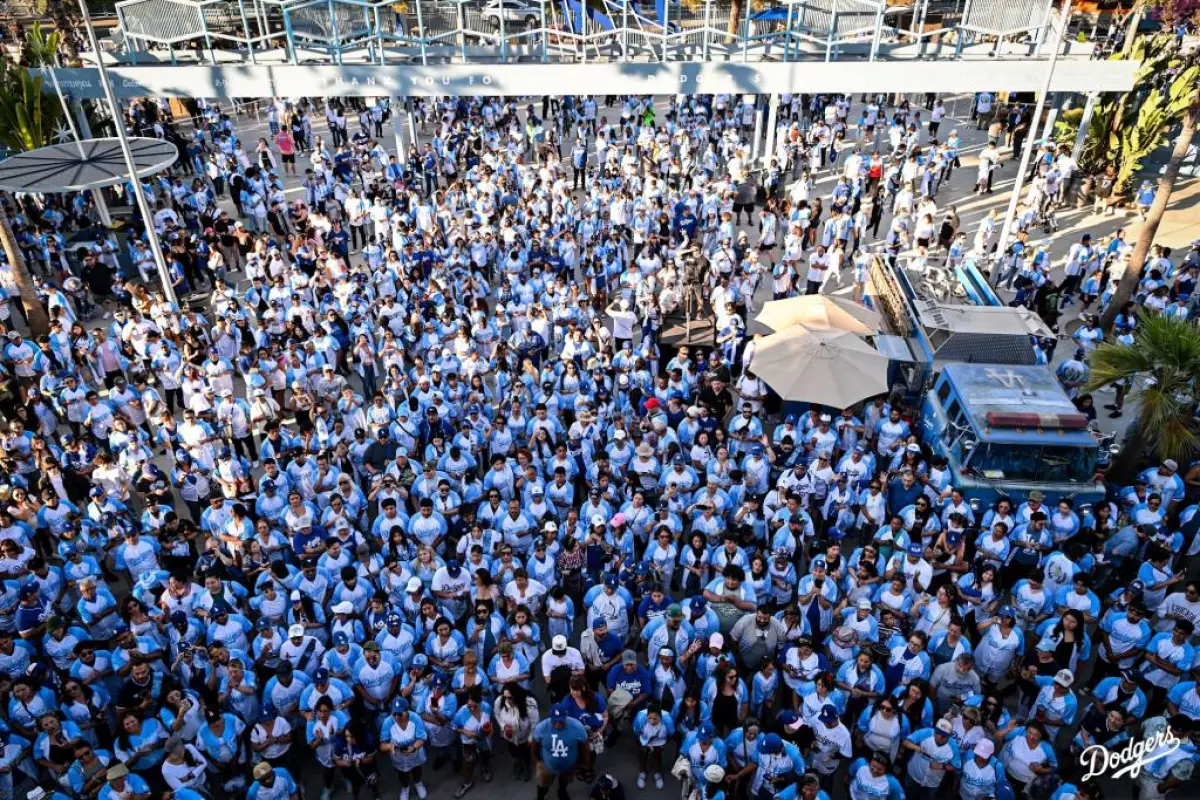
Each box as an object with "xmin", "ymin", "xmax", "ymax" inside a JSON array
[
  {"xmin": 42, "ymin": 65, "xmax": 112, "ymax": 227},
  {"xmin": 76, "ymin": 0, "xmax": 178, "ymax": 306},
  {"xmin": 991, "ymin": 0, "xmax": 1072, "ymax": 285}
]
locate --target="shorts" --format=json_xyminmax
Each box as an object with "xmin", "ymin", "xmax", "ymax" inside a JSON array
[{"xmin": 281, "ymin": 153, "xmax": 295, "ymax": 164}]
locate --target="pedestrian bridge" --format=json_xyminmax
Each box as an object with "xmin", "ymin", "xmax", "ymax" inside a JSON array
[
  {"xmin": 50, "ymin": 0, "xmax": 1136, "ymax": 97},
  {"xmin": 103, "ymin": 0, "xmax": 1093, "ymax": 66}
]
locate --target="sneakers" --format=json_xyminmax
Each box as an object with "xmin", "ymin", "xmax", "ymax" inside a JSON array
[
  {"xmin": 1109, "ymin": 410, "xmax": 1123, "ymax": 418},
  {"xmin": 454, "ymin": 781, "xmax": 474, "ymax": 798},
  {"xmin": 655, "ymin": 774, "xmax": 664, "ymax": 789},
  {"xmin": 414, "ymin": 783, "xmax": 428, "ymax": 799},
  {"xmin": 400, "ymin": 790, "xmax": 410, "ymax": 800},
  {"xmin": 637, "ymin": 773, "xmax": 647, "ymax": 789},
  {"xmin": 481, "ymin": 765, "xmax": 493, "ymax": 783}
]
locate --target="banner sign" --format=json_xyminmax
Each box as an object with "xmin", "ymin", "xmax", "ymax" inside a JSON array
[{"xmin": 46, "ymin": 59, "xmax": 1136, "ymax": 99}]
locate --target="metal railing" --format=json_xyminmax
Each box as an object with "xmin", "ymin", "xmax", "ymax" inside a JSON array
[{"xmin": 104, "ymin": 0, "xmax": 1096, "ymax": 66}]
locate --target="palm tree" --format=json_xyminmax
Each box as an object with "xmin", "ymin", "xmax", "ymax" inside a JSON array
[
  {"xmin": 1085, "ymin": 313, "xmax": 1200, "ymax": 479},
  {"xmin": 727, "ymin": 0, "xmax": 744, "ymax": 42},
  {"xmin": 1100, "ymin": 104, "xmax": 1198, "ymax": 333}
]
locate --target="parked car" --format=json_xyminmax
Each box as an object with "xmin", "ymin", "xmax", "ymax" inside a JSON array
[{"xmin": 479, "ymin": 0, "xmax": 541, "ymax": 30}]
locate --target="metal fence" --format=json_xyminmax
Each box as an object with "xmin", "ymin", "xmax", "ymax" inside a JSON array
[{"xmin": 110, "ymin": 0, "xmax": 1074, "ymax": 65}]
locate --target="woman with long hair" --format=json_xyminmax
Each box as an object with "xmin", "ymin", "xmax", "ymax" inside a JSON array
[
  {"xmin": 59, "ymin": 679, "xmax": 111, "ymax": 748},
  {"xmin": 493, "ymin": 681, "xmax": 539, "ymax": 781},
  {"xmin": 853, "ymin": 695, "xmax": 909, "ymax": 761},
  {"xmin": 333, "ymin": 717, "xmax": 382, "ymax": 799},
  {"xmin": 703, "ymin": 663, "xmax": 748, "ymax": 737}
]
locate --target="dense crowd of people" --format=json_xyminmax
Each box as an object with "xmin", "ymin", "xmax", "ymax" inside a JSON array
[{"xmin": 0, "ymin": 89, "xmax": 1196, "ymax": 800}]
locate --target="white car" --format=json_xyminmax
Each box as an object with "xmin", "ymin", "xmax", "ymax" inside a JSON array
[{"xmin": 479, "ymin": 0, "xmax": 541, "ymax": 30}]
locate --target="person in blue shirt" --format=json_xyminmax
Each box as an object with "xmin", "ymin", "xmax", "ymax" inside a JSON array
[
  {"xmin": 247, "ymin": 761, "xmax": 301, "ymax": 800},
  {"xmin": 532, "ymin": 706, "xmax": 590, "ymax": 800},
  {"xmin": 606, "ymin": 650, "xmax": 653, "ymax": 725},
  {"xmin": 97, "ymin": 764, "xmax": 150, "ymax": 800},
  {"xmin": 848, "ymin": 751, "xmax": 905, "ymax": 800}
]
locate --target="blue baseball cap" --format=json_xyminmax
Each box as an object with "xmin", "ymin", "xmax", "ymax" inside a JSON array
[
  {"xmin": 818, "ymin": 704, "xmax": 839, "ymax": 724},
  {"xmin": 758, "ymin": 733, "xmax": 783, "ymax": 754},
  {"xmin": 391, "ymin": 697, "xmax": 410, "ymax": 714},
  {"xmin": 550, "ymin": 706, "xmax": 567, "ymax": 720},
  {"xmin": 314, "ymin": 668, "xmax": 330, "ymax": 682},
  {"xmin": 907, "ymin": 542, "xmax": 924, "ymax": 557}
]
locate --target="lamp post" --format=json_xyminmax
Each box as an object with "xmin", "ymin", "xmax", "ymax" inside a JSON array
[
  {"xmin": 77, "ymin": 0, "xmax": 178, "ymax": 306},
  {"xmin": 42, "ymin": 65, "xmax": 112, "ymax": 227},
  {"xmin": 991, "ymin": 0, "xmax": 1072, "ymax": 287}
]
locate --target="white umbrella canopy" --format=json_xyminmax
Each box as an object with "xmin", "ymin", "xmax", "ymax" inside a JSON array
[
  {"xmin": 749, "ymin": 327, "xmax": 890, "ymax": 408},
  {"xmin": 755, "ymin": 295, "xmax": 881, "ymax": 335}
]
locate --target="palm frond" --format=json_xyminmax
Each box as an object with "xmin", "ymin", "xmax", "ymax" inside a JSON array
[{"xmin": 1086, "ymin": 313, "xmax": 1200, "ymax": 463}]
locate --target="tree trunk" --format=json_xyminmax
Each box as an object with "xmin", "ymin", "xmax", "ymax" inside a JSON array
[
  {"xmin": 0, "ymin": 203, "xmax": 50, "ymax": 338},
  {"xmin": 1100, "ymin": 106, "xmax": 1197, "ymax": 333},
  {"xmin": 728, "ymin": 0, "xmax": 744, "ymax": 41},
  {"xmin": 1107, "ymin": 416, "xmax": 1146, "ymax": 486},
  {"xmin": 1122, "ymin": 4, "xmax": 1144, "ymax": 55}
]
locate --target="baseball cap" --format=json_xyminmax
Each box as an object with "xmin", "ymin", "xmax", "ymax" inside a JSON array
[
  {"xmin": 550, "ymin": 706, "xmax": 566, "ymax": 720},
  {"xmin": 1054, "ymin": 669, "xmax": 1074, "ymax": 688},
  {"xmin": 758, "ymin": 733, "xmax": 782, "ymax": 754},
  {"xmin": 935, "ymin": 719, "xmax": 954, "ymax": 735},
  {"xmin": 622, "ymin": 650, "xmax": 638, "ymax": 666},
  {"xmin": 551, "ymin": 635, "xmax": 568, "ymax": 652},
  {"xmin": 314, "ymin": 668, "xmax": 329, "ymax": 682},
  {"xmin": 818, "ymin": 705, "xmax": 839, "ymax": 724},
  {"xmin": 288, "ymin": 624, "xmax": 305, "ymax": 638},
  {"xmin": 975, "ymin": 739, "xmax": 995, "ymax": 758}
]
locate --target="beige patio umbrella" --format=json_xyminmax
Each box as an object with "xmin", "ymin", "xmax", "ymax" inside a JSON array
[
  {"xmin": 749, "ymin": 327, "xmax": 890, "ymax": 408},
  {"xmin": 755, "ymin": 295, "xmax": 881, "ymax": 335}
]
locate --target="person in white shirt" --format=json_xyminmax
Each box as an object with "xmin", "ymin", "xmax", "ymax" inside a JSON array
[
  {"xmin": 606, "ymin": 299, "xmax": 638, "ymax": 350},
  {"xmin": 805, "ymin": 247, "xmax": 829, "ymax": 295},
  {"xmin": 539, "ymin": 635, "xmax": 584, "ymax": 695},
  {"xmin": 810, "ymin": 704, "xmax": 853, "ymax": 777}
]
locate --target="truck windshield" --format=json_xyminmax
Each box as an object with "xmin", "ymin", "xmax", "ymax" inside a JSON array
[{"xmin": 966, "ymin": 442, "xmax": 1097, "ymax": 484}]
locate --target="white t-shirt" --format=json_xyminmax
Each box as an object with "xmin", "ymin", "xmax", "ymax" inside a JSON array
[{"xmin": 609, "ymin": 309, "xmax": 637, "ymax": 339}]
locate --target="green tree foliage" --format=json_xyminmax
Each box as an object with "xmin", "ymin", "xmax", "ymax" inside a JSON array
[
  {"xmin": 0, "ymin": 59, "xmax": 63, "ymax": 152},
  {"xmin": 1053, "ymin": 33, "xmax": 1199, "ymax": 194},
  {"xmin": 1086, "ymin": 312, "xmax": 1200, "ymax": 465}
]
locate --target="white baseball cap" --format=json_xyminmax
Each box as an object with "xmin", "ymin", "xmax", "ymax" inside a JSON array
[
  {"xmin": 551, "ymin": 635, "xmax": 568, "ymax": 652},
  {"xmin": 288, "ymin": 624, "xmax": 305, "ymax": 638}
]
